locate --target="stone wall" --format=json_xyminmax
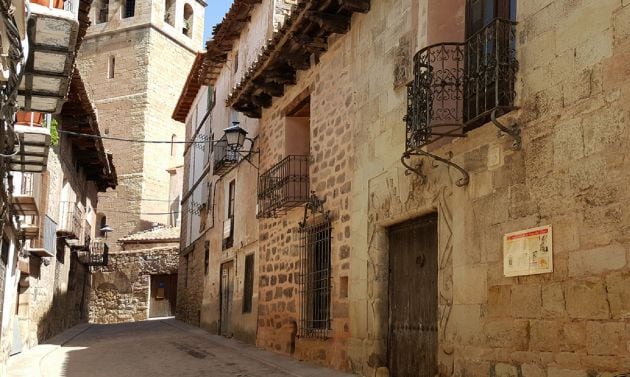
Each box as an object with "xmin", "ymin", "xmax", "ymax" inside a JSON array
[
  {"xmin": 176, "ymin": 240, "xmax": 204, "ymax": 326},
  {"xmin": 89, "ymin": 247, "xmax": 179, "ymax": 323},
  {"xmin": 345, "ymin": 1, "xmax": 630, "ymax": 376},
  {"xmin": 256, "ymin": 34, "xmax": 355, "ymax": 370}
]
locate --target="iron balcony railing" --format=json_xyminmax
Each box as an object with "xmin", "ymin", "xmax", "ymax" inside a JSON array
[
  {"xmin": 78, "ymin": 239, "xmax": 109, "ymax": 266},
  {"xmin": 257, "ymin": 155, "xmax": 309, "ymax": 218},
  {"xmin": 405, "ymin": 18, "xmax": 518, "ymax": 152},
  {"xmin": 58, "ymin": 201, "xmax": 82, "ymax": 240},
  {"xmin": 212, "ymin": 135, "xmax": 239, "ymax": 176}
]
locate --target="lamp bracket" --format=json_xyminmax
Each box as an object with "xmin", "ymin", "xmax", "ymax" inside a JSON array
[
  {"xmin": 299, "ymin": 191, "xmax": 330, "ymax": 229},
  {"xmin": 491, "ymin": 109, "xmax": 521, "ymax": 150}
]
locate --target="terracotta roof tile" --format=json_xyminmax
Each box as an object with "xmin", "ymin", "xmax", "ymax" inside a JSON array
[{"xmin": 119, "ymin": 226, "xmax": 181, "ymax": 243}]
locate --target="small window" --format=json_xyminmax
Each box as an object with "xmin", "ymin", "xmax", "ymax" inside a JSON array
[
  {"xmin": 204, "ymin": 241, "xmax": 210, "ymax": 275},
  {"xmin": 107, "ymin": 56, "xmax": 115, "ymax": 79},
  {"xmin": 243, "ymin": 254, "xmax": 254, "ymax": 313},
  {"xmin": 227, "ymin": 180, "xmax": 235, "ymax": 219},
  {"xmin": 298, "ymin": 218, "xmax": 332, "ymax": 338},
  {"xmin": 233, "ymin": 51, "xmax": 239, "ymax": 73},
  {"xmin": 183, "ymin": 4, "xmax": 193, "ymax": 37},
  {"xmin": 122, "ymin": 0, "xmax": 135, "ymax": 18},
  {"xmin": 99, "ymin": 215, "xmax": 107, "ymax": 237},
  {"xmin": 170, "ymin": 134, "xmax": 177, "ymax": 156},
  {"xmin": 97, "ymin": 0, "xmax": 108, "ymax": 23},
  {"xmin": 222, "ymin": 180, "xmax": 235, "ymax": 250},
  {"xmin": 164, "ymin": 0, "xmax": 175, "ymax": 25}
]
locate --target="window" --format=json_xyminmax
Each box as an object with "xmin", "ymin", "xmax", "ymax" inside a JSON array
[
  {"xmin": 242, "ymin": 254, "xmax": 254, "ymax": 313},
  {"xmin": 227, "ymin": 180, "xmax": 235, "ymax": 219},
  {"xmin": 204, "ymin": 241, "xmax": 210, "ymax": 275},
  {"xmin": 164, "ymin": 0, "xmax": 175, "ymax": 25},
  {"xmin": 122, "ymin": 0, "xmax": 135, "ymax": 18},
  {"xmin": 222, "ymin": 180, "xmax": 235, "ymax": 250},
  {"xmin": 233, "ymin": 51, "xmax": 239, "ymax": 73},
  {"xmin": 97, "ymin": 0, "xmax": 108, "ymax": 23},
  {"xmin": 107, "ymin": 56, "xmax": 115, "ymax": 79},
  {"xmin": 463, "ymin": 0, "xmax": 517, "ymax": 127},
  {"xmin": 298, "ymin": 218, "xmax": 332, "ymax": 338},
  {"xmin": 466, "ymin": 0, "xmax": 516, "ymax": 37},
  {"xmin": 99, "ymin": 215, "xmax": 107, "ymax": 237},
  {"xmin": 207, "ymin": 86, "xmax": 215, "ymax": 110},
  {"xmin": 170, "ymin": 134, "xmax": 177, "ymax": 156},
  {"xmin": 183, "ymin": 4, "xmax": 193, "ymax": 37}
]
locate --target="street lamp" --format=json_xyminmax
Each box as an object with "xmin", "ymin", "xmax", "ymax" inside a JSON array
[
  {"xmin": 100, "ymin": 225, "xmax": 113, "ymax": 239},
  {"xmin": 223, "ymin": 121, "xmax": 248, "ymax": 150}
]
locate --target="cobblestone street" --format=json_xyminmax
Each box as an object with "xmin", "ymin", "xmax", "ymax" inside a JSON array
[{"xmin": 8, "ymin": 319, "xmax": 354, "ymax": 377}]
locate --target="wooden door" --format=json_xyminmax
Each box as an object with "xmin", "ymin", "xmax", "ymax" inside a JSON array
[
  {"xmin": 388, "ymin": 214, "xmax": 438, "ymax": 377},
  {"xmin": 219, "ymin": 261, "xmax": 234, "ymax": 336},
  {"xmin": 149, "ymin": 274, "xmax": 177, "ymax": 318}
]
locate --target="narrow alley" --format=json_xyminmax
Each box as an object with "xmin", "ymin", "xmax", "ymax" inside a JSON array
[{"xmin": 8, "ymin": 319, "xmax": 353, "ymax": 377}]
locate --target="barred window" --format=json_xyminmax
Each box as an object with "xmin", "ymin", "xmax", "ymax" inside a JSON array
[{"xmin": 298, "ymin": 218, "xmax": 331, "ymax": 338}]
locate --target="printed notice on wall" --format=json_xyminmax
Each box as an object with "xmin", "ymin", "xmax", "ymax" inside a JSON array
[{"xmin": 503, "ymin": 225, "xmax": 553, "ymax": 277}]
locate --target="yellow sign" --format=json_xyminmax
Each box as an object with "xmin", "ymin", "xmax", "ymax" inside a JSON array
[{"xmin": 503, "ymin": 225, "xmax": 552, "ymax": 277}]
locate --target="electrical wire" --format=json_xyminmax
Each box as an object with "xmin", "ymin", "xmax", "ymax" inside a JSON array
[
  {"xmin": 57, "ymin": 129, "xmax": 217, "ymax": 144},
  {"xmin": 103, "ymin": 209, "xmax": 180, "ymax": 216}
]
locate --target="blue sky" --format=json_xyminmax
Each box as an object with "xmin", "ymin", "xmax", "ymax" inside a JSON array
[{"xmin": 203, "ymin": 0, "xmax": 234, "ymax": 44}]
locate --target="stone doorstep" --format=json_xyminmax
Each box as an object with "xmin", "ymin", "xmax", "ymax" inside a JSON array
[{"xmin": 161, "ymin": 319, "xmax": 355, "ymax": 377}]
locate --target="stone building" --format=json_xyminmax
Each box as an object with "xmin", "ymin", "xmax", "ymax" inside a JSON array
[
  {"xmin": 173, "ymin": 0, "xmax": 630, "ymax": 376},
  {"xmin": 89, "ymin": 226, "xmax": 179, "ymax": 323},
  {"xmin": 173, "ymin": 13, "xmax": 262, "ymax": 341},
  {"xmin": 77, "ymin": 0, "xmax": 205, "ymax": 246},
  {"xmin": 4, "ymin": 69, "xmax": 117, "ymax": 368},
  {"xmin": 0, "ymin": 0, "xmax": 118, "ymax": 372}
]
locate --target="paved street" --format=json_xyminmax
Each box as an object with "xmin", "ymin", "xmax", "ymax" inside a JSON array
[{"xmin": 7, "ymin": 319, "xmax": 354, "ymax": 377}]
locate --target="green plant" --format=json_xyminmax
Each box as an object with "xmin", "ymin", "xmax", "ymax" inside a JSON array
[{"xmin": 50, "ymin": 118, "xmax": 59, "ymax": 146}]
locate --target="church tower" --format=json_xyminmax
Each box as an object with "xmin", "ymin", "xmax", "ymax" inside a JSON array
[{"xmin": 77, "ymin": 0, "xmax": 205, "ymax": 246}]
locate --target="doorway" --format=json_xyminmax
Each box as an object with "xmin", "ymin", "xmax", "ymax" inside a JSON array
[
  {"xmin": 219, "ymin": 260, "xmax": 234, "ymax": 336},
  {"xmin": 388, "ymin": 214, "xmax": 438, "ymax": 376},
  {"xmin": 149, "ymin": 274, "xmax": 177, "ymax": 318}
]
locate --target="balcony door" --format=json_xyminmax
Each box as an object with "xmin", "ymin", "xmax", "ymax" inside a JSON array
[
  {"xmin": 464, "ymin": 0, "xmax": 517, "ymax": 126},
  {"xmin": 466, "ymin": 0, "xmax": 516, "ymax": 36}
]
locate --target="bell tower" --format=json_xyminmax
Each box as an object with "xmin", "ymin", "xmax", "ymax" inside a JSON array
[{"xmin": 77, "ymin": 0, "xmax": 205, "ymax": 247}]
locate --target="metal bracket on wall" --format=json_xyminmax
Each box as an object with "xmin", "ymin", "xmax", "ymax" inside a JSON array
[
  {"xmin": 491, "ymin": 109, "xmax": 521, "ymax": 150},
  {"xmin": 298, "ymin": 191, "xmax": 330, "ymax": 229},
  {"xmin": 401, "ymin": 150, "xmax": 470, "ymax": 187}
]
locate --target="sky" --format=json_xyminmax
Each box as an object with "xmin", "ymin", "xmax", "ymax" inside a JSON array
[{"xmin": 203, "ymin": 0, "xmax": 234, "ymax": 43}]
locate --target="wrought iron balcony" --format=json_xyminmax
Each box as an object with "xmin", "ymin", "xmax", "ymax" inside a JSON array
[
  {"xmin": 212, "ymin": 135, "xmax": 240, "ymax": 176},
  {"xmin": 18, "ymin": 0, "xmax": 81, "ymax": 113},
  {"xmin": 257, "ymin": 155, "xmax": 309, "ymax": 218},
  {"xmin": 57, "ymin": 201, "xmax": 82, "ymax": 240},
  {"xmin": 405, "ymin": 18, "xmax": 518, "ymax": 153},
  {"xmin": 78, "ymin": 239, "xmax": 109, "ymax": 266}
]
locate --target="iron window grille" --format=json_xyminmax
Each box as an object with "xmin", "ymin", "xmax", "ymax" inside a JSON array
[
  {"xmin": 298, "ymin": 217, "xmax": 332, "ymax": 339},
  {"xmin": 257, "ymin": 155, "xmax": 309, "ymax": 218},
  {"xmin": 213, "ymin": 135, "xmax": 240, "ymax": 176},
  {"xmin": 405, "ymin": 18, "xmax": 517, "ymax": 154},
  {"xmin": 242, "ymin": 253, "xmax": 254, "ymax": 313}
]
